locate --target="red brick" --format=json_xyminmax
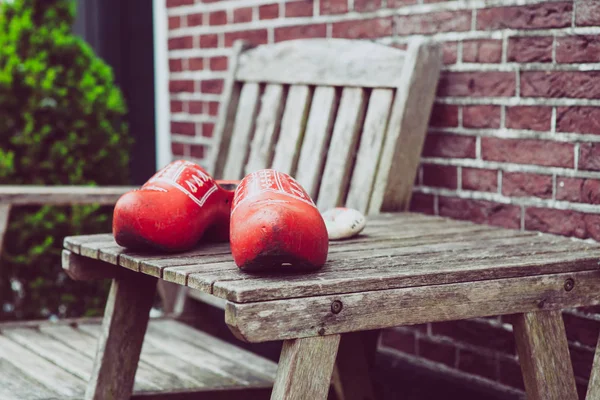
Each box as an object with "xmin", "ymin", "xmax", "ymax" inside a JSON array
[
  {"xmin": 387, "ymin": 0, "xmax": 417, "ymax": 6},
  {"xmin": 422, "ymin": 164, "xmax": 457, "ymax": 189},
  {"xmin": 585, "ymin": 214, "xmax": 600, "ymax": 241},
  {"xmin": 320, "ymin": 0, "xmax": 348, "ymax": 15},
  {"xmin": 462, "ymin": 105, "xmax": 500, "ymax": 129},
  {"xmin": 462, "ymin": 39, "xmax": 502, "ymax": 63},
  {"xmin": 233, "ymin": 7, "xmax": 253, "ymax": 23},
  {"xmin": 259, "ymin": 4, "xmax": 279, "ymax": 19},
  {"xmin": 429, "ymin": 104, "xmax": 458, "ymax": 127},
  {"xmin": 508, "ymin": 36, "xmax": 553, "ymax": 62},
  {"xmin": 225, "ymin": 29, "xmax": 268, "ymax": 47},
  {"xmin": 499, "ymin": 357, "xmax": 525, "ymax": 390},
  {"xmin": 171, "ymin": 121, "xmax": 195, "ymax": 136},
  {"xmin": 563, "ymin": 312, "xmax": 600, "ymax": 348},
  {"xmin": 431, "ymin": 320, "xmax": 515, "ymax": 353},
  {"xmin": 575, "ymin": 0, "xmax": 600, "ymax": 26},
  {"xmin": 285, "ymin": 1, "xmax": 313, "ymax": 17},
  {"xmin": 168, "ymin": 16, "xmax": 181, "ymax": 30},
  {"xmin": 521, "ymin": 71, "xmax": 600, "ymax": 99},
  {"xmin": 209, "ymin": 10, "xmax": 227, "ymax": 25},
  {"xmin": 481, "ymin": 138, "xmax": 574, "ymax": 168},
  {"xmin": 395, "ymin": 11, "xmax": 471, "ymax": 35},
  {"xmin": 437, "ymin": 72, "xmax": 515, "ymax": 97},
  {"xmin": 409, "ymin": 193, "xmax": 435, "ymax": 215},
  {"xmin": 439, "ymin": 197, "xmax": 521, "ymax": 229},
  {"xmin": 188, "ymin": 57, "xmax": 204, "ymax": 71},
  {"xmin": 476, "ymin": 2, "xmax": 572, "ymax": 30},
  {"xmin": 171, "ymin": 142, "xmax": 186, "ymax": 156},
  {"xmin": 557, "ymin": 106, "xmax": 600, "ymax": 134},
  {"xmin": 556, "ymin": 35, "xmax": 600, "ymax": 63},
  {"xmin": 200, "ymin": 79, "xmax": 224, "ymax": 94},
  {"xmin": 417, "ymin": 336, "xmax": 456, "ymax": 367},
  {"xmin": 275, "ymin": 24, "xmax": 326, "ymax": 42},
  {"xmin": 458, "ymin": 348, "xmax": 498, "ymax": 380},
  {"xmin": 354, "ymin": 0, "xmax": 381, "ymax": 12},
  {"xmin": 570, "ymin": 344, "xmax": 594, "ymax": 380},
  {"xmin": 332, "ymin": 18, "xmax": 392, "ymax": 39},
  {"xmin": 169, "ymin": 80, "xmax": 194, "ymax": 93},
  {"xmin": 380, "ymin": 328, "xmax": 416, "ymax": 354},
  {"xmin": 207, "ymin": 101, "xmax": 220, "ymax": 116},
  {"xmin": 462, "ymin": 168, "xmax": 497, "ymax": 192},
  {"xmin": 166, "ymin": 0, "xmax": 193, "ymax": 7},
  {"xmin": 170, "ymin": 101, "xmax": 184, "ymax": 113},
  {"xmin": 502, "ymin": 172, "xmax": 552, "ymax": 199},
  {"xmin": 168, "ymin": 36, "xmax": 193, "ymax": 50},
  {"xmin": 189, "ymin": 145, "xmax": 205, "ymax": 159},
  {"xmin": 525, "ymin": 208, "xmax": 587, "ymax": 239},
  {"xmin": 506, "ymin": 106, "xmax": 552, "ymax": 131},
  {"xmin": 200, "ymin": 34, "xmax": 218, "ymax": 48},
  {"xmin": 422, "ymin": 133, "xmax": 476, "ymax": 158},
  {"xmin": 209, "ymin": 56, "xmax": 228, "ymax": 71},
  {"xmin": 579, "ymin": 143, "xmax": 600, "ymax": 171},
  {"xmin": 169, "ymin": 59, "xmax": 183, "ymax": 72},
  {"xmin": 555, "ymin": 177, "xmax": 600, "ymax": 203},
  {"xmin": 188, "ymin": 101, "xmax": 203, "ymax": 114},
  {"xmin": 202, "ymin": 123, "xmax": 214, "ymax": 138},
  {"xmin": 442, "ymin": 41, "xmax": 457, "ymax": 64},
  {"xmin": 187, "ymin": 13, "xmax": 203, "ymax": 27}
]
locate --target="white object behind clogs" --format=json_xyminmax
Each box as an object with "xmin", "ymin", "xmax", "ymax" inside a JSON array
[{"xmin": 322, "ymin": 207, "xmax": 367, "ymax": 240}]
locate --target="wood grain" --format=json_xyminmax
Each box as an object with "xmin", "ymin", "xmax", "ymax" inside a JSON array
[
  {"xmin": 270, "ymin": 335, "xmax": 340, "ymax": 400},
  {"xmin": 294, "ymin": 86, "xmax": 337, "ymax": 199},
  {"xmin": 85, "ymin": 273, "xmax": 157, "ymax": 399},
  {"xmin": 369, "ymin": 38, "xmax": 442, "ymax": 214},
  {"xmin": 513, "ymin": 311, "xmax": 578, "ymax": 400},
  {"xmin": 316, "ymin": 87, "xmax": 367, "ymax": 211},
  {"xmin": 62, "ymin": 250, "xmax": 125, "ymax": 281},
  {"xmin": 0, "ymin": 186, "xmax": 133, "ymax": 205},
  {"xmin": 0, "ymin": 358, "xmax": 59, "ymax": 400},
  {"xmin": 271, "ymin": 85, "xmax": 312, "ymax": 175},
  {"xmin": 225, "ymin": 270, "xmax": 600, "ymax": 342},
  {"xmin": 245, "ymin": 83, "xmax": 286, "ymax": 174},
  {"xmin": 236, "ymin": 39, "xmax": 406, "ymax": 88}
]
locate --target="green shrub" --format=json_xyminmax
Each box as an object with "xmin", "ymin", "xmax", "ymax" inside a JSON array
[{"xmin": 0, "ymin": 0, "xmax": 132, "ymax": 320}]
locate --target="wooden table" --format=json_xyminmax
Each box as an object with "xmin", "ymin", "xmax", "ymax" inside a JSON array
[{"xmin": 63, "ymin": 212, "xmax": 600, "ymax": 400}]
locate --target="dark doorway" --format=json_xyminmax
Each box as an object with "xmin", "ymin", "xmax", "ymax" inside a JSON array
[{"xmin": 74, "ymin": 0, "xmax": 157, "ymax": 185}]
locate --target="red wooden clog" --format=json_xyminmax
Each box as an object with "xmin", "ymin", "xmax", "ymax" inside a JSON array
[
  {"xmin": 230, "ymin": 169, "xmax": 329, "ymax": 272},
  {"xmin": 113, "ymin": 160, "xmax": 236, "ymax": 252}
]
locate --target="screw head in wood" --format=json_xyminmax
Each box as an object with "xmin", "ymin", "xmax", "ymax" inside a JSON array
[
  {"xmin": 331, "ymin": 300, "xmax": 343, "ymax": 314},
  {"xmin": 564, "ymin": 278, "xmax": 575, "ymax": 292}
]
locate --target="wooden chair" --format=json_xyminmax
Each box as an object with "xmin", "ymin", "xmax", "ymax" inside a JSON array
[{"xmin": 0, "ymin": 37, "xmax": 442, "ymax": 399}]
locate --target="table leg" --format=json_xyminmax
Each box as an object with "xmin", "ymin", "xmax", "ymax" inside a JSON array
[
  {"xmin": 270, "ymin": 334, "xmax": 341, "ymax": 400},
  {"xmin": 85, "ymin": 272, "xmax": 157, "ymax": 400},
  {"xmin": 332, "ymin": 330, "xmax": 378, "ymax": 400},
  {"xmin": 512, "ymin": 310, "xmax": 578, "ymax": 400}
]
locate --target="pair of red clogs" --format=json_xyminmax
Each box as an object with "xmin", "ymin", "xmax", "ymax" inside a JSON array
[{"xmin": 113, "ymin": 160, "xmax": 328, "ymax": 272}]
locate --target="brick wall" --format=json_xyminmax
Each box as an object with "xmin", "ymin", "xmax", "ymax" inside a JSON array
[{"xmin": 165, "ymin": 0, "xmax": 600, "ymax": 396}]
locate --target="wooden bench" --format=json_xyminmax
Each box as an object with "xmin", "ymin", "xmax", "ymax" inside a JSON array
[{"xmin": 1, "ymin": 37, "xmax": 442, "ymax": 399}]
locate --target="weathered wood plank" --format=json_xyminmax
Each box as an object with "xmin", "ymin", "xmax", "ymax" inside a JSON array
[
  {"xmin": 85, "ymin": 272, "xmax": 157, "ymax": 399},
  {"xmin": 210, "ymin": 41, "xmax": 249, "ymax": 178},
  {"xmin": 316, "ymin": 88, "xmax": 367, "ymax": 211},
  {"xmin": 0, "ymin": 333, "xmax": 85, "ymax": 397},
  {"xmin": 294, "ymin": 86, "xmax": 337, "ymax": 199},
  {"xmin": 211, "ymin": 239, "xmax": 600, "ymax": 302},
  {"xmin": 236, "ymin": 39, "xmax": 406, "ymax": 88},
  {"xmin": 345, "ymin": 89, "xmax": 394, "ymax": 214},
  {"xmin": 222, "ymin": 82, "xmax": 261, "ymax": 180},
  {"xmin": 271, "ymin": 85, "xmax": 312, "ymax": 175},
  {"xmin": 0, "ymin": 204, "xmax": 10, "ymax": 259},
  {"xmin": 63, "ymin": 234, "xmax": 115, "ymax": 254},
  {"xmin": 62, "ymin": 250, "xmax": 125, "ymax": 281},
  {"xmin": 225, "ymin": 270, "xmax": 600, "ymax": 343},
  {"xmin": 245, "ymin": 84, "xmax": 286, "ymax": 175},
  {"xmin": 0, "ymin": 186, "xmax": 134, "ymax": 206},
  {"xmin": 513, "ymin": 311, "xmax": 578, "ymax": 400},
  {"xmin": 0, "ymin": 358, "xmax": 60, "ymax": 400},
  {"xmin": 270, "ymin": 335, "xmax": 340, "ymax": 400},
  {"xmin": 369, "ymin": 39, "xmax": 442, "ymax": 214}
]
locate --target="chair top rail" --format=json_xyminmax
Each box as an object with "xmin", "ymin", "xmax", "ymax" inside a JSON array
[{"xmin": 0, "ymin": 186, "xmax": 134, "ymax": 206}]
